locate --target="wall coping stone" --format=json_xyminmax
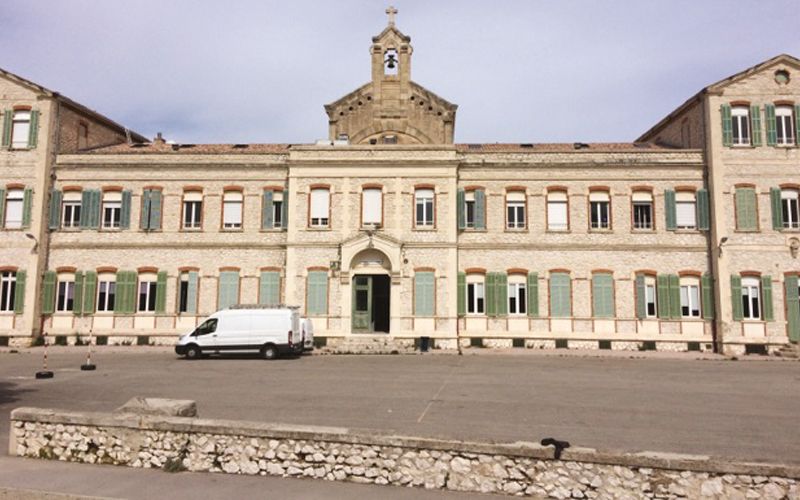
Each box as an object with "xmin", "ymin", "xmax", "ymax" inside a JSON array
[{"xmin": 10, "ymin": 406, "xmax": 800, "ymax": 479}]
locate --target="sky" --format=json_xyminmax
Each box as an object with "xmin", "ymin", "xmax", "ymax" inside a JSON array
[{"xmin": 2, "ymin": 0, "xmax": 798, "ymax": 145}]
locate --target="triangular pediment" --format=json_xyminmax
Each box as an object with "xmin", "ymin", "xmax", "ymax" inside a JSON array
[
  {"xmin": 706, "ymin": 53, "xmax": 800, "ymax": 92},
  {"xmin": 372, "ymin": 25, "xmax": 411, "ymax": 45}
]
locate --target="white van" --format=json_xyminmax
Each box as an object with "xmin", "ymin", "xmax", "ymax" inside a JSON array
[
  {"xmin": 175, "ymin": 305, "xmax": 303, "ymax": 360},
  {"xmin": 301, "ymin": 317, "xmax": 314, "ymax": 352}
]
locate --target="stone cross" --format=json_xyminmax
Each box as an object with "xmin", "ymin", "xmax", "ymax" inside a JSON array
[{"xmin": 386, "ymin": 6, "xmax": 398, "ymax": 26}]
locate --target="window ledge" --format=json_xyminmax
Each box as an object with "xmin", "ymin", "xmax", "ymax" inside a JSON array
[
  {"xmin": 260, "ymin": 228, "xmax": 286, "ymax": 232},
  {"xmin": 589, "ymin": 229, "xmax": 613, "ymax": 233},
  {"xmin": 631, "ymin": 229, "xmax": 656, "ymax": 233},
  {"xmin": 306, "ymin": 227, "xmax": 331, "ymax": 231},
  {"xmin": 504, "ymin": 228, "xmax": 527, "ymax": 232},
  {"xmin": 460, "ymin": 229, "xmax": 487, "ymax": 233},
  {"xmin": 545, "ymin": 229, "xmax": 570, "ymax": 234},
  {"xmin": 734, "ymin": 229, "xmax": 760, "ymax": 233},
  {"xmin": 413, "ymin": 226, "xmax": 436, "ymax": 231},
  {"xmin": 221, "ymin": 229, "xmax": 244, "ymax": 233}
]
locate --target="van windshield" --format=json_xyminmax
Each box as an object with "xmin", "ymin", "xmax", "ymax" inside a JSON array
[{"xmin": 194, "ymin": 318, "xmax": 218, "ymax": 336}]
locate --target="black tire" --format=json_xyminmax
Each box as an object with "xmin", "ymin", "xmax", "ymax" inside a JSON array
[
  {"xmin": 262, "ymin": 344, "xmax": 278, "ymax": 360},
  {"xmin": 185, "ymin": 344, "xmax": 202, "ymax": 360}
]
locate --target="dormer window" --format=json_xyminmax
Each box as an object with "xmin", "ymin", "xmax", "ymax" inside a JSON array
[{"xmin": 731, "ymin": 106, "xmax": 750, "ymax": 146}]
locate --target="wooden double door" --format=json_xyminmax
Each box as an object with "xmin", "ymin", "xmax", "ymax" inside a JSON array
[{"xmin": 352, "ymin": 274, "xmax": 391, "ymax": 333}]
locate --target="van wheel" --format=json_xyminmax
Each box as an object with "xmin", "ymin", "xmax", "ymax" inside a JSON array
[
  {"xmin": 261, "ymin": 344, "xmax": 278, "ymax": 360},
  {"xmin": 185, "ymin": 344, "xmax": 202, "ymax": 360}
]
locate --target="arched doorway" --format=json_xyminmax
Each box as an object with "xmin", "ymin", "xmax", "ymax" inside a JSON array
[{"xmin": 350, "ymin": 249, "xmax": 391, "ymax": 333}]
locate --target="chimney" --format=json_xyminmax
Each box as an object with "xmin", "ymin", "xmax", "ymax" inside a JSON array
[{"xmin": 154, "ymin": 132, "xmax": 165, "ymax": 145}]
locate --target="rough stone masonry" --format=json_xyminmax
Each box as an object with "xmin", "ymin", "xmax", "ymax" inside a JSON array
[{"xmin": 9, "ymin": 404, "xmax": 800, "ymax": 499}]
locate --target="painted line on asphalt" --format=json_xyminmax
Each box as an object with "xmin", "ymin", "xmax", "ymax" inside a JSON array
[{"xmin": 416, "ymin": 360, "xmax": 461, "ymax": 424}]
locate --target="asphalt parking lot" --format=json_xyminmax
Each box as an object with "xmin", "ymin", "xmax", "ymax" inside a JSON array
[{"xmin": 1, "ymin": 348, "xmax": 799, "ymax": 465}]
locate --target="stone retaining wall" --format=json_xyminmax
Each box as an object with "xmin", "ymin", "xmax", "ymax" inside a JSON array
[{"xmin": 10, "ymin": 407, "xmax": 800, "ymax": 499}]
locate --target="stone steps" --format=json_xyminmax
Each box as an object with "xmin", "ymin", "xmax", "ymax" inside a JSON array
[
  {"xmin": 319, "ymin": 336, "xmax": 418, "ymax": 355},
  {"xmin": 774, "ymin": 343, "xmax": 800, "ymax": 359}
]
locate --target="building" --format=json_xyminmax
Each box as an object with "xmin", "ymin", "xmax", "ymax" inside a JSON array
[{"xmin": 1, "ymin": 12, "xmax": 798, "ymax": 354}]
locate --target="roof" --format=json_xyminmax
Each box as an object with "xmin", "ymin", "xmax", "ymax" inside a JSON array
[
  {"xmin": 637, "ymin": 53, "xmax": 800, "ymax": 142},
  {"xmin": 0, "ymin": 66, "xmax": 148, "ymax": 143},
  {"xmin": 84, "ymin": 142, "xmax": 292, "ymax": 154}
]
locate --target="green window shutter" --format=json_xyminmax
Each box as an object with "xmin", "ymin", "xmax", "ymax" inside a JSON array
[
  {"xmin": 668, "ymin": 274, "xmax": 681, "ymax": 319},
  {"xmin": 13, "ymin": 270, "xmax": 26, "ymax": 314},
  {"xmin": 550, "ymin": 273, "xmax": 571, "ymax": 318},
  {"xmin": 218, "ymin": 271, "xmax": 240, "ymax": 310},
  {"xmin": 73, "ymin": 272, "xmax": 84, "ymax": 316},
  {"xmin": 795, "ymin": 105, "xmax": 800, "ymax": 145},
  {"xmin": 262, "ymin": 190, "xmax": 274, "ymax": 229},
  {"xmin": 770, "ymin": 187, "xmax": 782, "ymax": 230},
  {"xmin": 696, "ymin": 189, "xmax": 710, "ymax": 231},
  {"xmin": 457, "ymin": 272, "xmax": 466, "ymax": 317},
  {"xmin": 701, "ymin": 274, "xmax": 715, "ymax": 320},
  {"xmin": 750, "ymin": 105, "xmax": 762, "ymax": 146},
  {"xmin": 635, "ymin": 274, "xmax": 646, "ymax": 319},
  {"xmin": 27, "ymin": 110, "xmax": 39, "ymax": 148},
  {"xmin": 21, "ymin": 188, "xmax": 33, "ymax": 229},
  {"xmin": 83, "ymin": 271, "xmax": 97, "ymax": 314},
  {"xmin": 721, "ymin": 104, "xmax": 732, "ymax": 146},
  {"xmin": 496, "ymin": 273, "xmax": 508, "ymax": 317},
  {"xmin": 49, "ymin": 189, "xmax": 62, "ymax": 230},
  {"xmin": 140, "ymin": 190, "xmax": 151, "ymax": 230},
  {"xmin": 1, "ymin": 110, "xmax": 12, "ymax": 147},
  {"xmin": 735, "ymin": 187, "xmax": 757, "ymax": 231},
  {"xmin": 765, "ymin": 104, "xmax": 777, "ymax": 146},
  {"xmin": 120, "ymin": 190, "xmax": 132, "ymax": 230},
  {"xmin": 114, "ymin": 271, "xmax": 125, "ymax": 314},
  {"xmin": 664, "ymin": 190, "xmax": 676, "ymax": 230},
  {"xmin": 785, "ymin": 275, "xmax": 799, "ymax": 342},
  {"xmin": 657, "ymin": 274, "xmax": 670, "ymax": 319},
  {"xmin": 115, "ymin": 271, "xmax": 134, "ymax": 314},
  {"xmin": 474, "ymin": 189, "xmax": 486, "ymax": 230},
  {"xmin": 155, "ymin": 271, "xmax": 168, "ymax": 313},
  {"xmin": 527, "ymin": 272, "xmax": 539, "ymax": 317},
  {"xmin": 761, "ymin": 275, "xmax": 774, "ymax": 322},
  {"xmin": 306, "ymin": 271, "xmax": 328, "ymax": 315},
  {"xmin": 281, "ymin": 189, "xmax": 288, "ymax": 229},
  {"xmin": 93, "ymin": 190, "xmax": 102, "ymax": 229},
  {"xmin": 485, "ymin": 272, "xmax": 496, "ymax": 317},
  {"xmin": 148, "ymin": 190, "xmax": 162, "ymax": 230},
  {"xmin": 456, "ymin": 189, "xmax": 465, "ymax": 230},
  {"xmin": 259, "ymin": 271, "xmax": 281, "ymax": 306},
  {"xmin": 730, "ymin": 275, "xmax": 743, "ymax": 321},
  {"xmin": 42, "ymin": 270, "xmax": 56, "ymax": 314},
  {"xmin": 592, "ymin": 273, "xmax": 614, "ymax": 318},
  {"xmin": 185, "ymin": 271, "xmax": 199, "ymax": 314},
  {"xmin": 0, "ymin": 189, "xmax": 6, "ymax": 227},
  {"xmin": 414, "ymin": 272, "xmax": 435, "ymax": 316},
  {"xmin": 79, "ymin": 190, "xmax": 92, "ymax": 229}
]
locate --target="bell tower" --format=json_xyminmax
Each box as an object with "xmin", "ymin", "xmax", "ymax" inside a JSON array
[{"xmin": 324, "ymin": 6, "xmax": 457, "ymax": 145}]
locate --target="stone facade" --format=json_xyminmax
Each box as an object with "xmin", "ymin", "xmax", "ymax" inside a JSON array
[
  {"xmin": 10, "ymin": 406, "xmax": 800, "ymax": 498},
  {"xmin": 0, "ymin": 14, "xmax": 798, "ymax": 354}
]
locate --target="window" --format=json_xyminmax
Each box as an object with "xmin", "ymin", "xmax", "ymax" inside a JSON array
[
  {"xmin": 382, "ymin": 134, "xmax": 397, "ymax": 144},
  {"xmin": 222, "ymin": 191, "xmax": 243, "ymax": 229},
  {"xmin": 589, "ymin": 191, "xmax": 610, "ymax": 230},
  {"xmin": 102, "ymin": 191, "xmax": 122, "ymax": 229},
  {"xmin": 508, "ymin": 278, "xmax": 527, "ymax": 315},
  {"xmin": 56, "ymin": 278, "xmax": 75, "ymax": 312},
  {"xmin": 735, "ymin": 187, "xmax": 758, "ymax": 231},
  {"xmin": 592, "ymin": 273, "xmax": 614, "ymax": 318},
  {"xmin": 62, "ymin": 191, "xmax": 82, "ymax": 228},
  {"xmin": 467, "ymin": 277, "xmax": 485, "ymax": 315},
  {"xmin": 0, "ymin": 271, "xmax": 16, "ymax": 312},
  {"xmin": 644, "ymin": 275, "xmax": 657, "ymax": 317},
  {"xmin": 782, "ymin": 189, "xmax": 800, "ymax": 229},
  {"xmin": 414, "ymin": 271, "xmax": 435, "ymax": 316},
  {"xmin": 679, "ymin": 278, "xmax": 701, "ymax": 318},
  {"xmin": 183, "ymin": 191, "xmax": 202, "ymax": 229},
  {"xmin": 137, "ymin": 274, "xmax": 157, "ymax": 312},
  {"xmin": 4, "ymin": 189, "xmax": 24, "ymax": 228},
  {"xmin": 306, "ymin": 270, "xmax": 328, "ymax": 315},
  {"xmin": 775, "ymin": 106, "xmax": 795, "ymax": 146},
  {"xmin": 179, "ymin": 274, "xmax": 190, "ymax": 312},
  {"xmin": 675, "ymin": 191, "xmax": 697, "ymax": 229},
  {"xmin": 77, "ymin": 123, "xmax": 89, "ymax": 150},
  {"xmin": 731, "ymin": 106, "xmax": 750, "ymax": 145},
  {"xmin": 362, "ymin": 188, "xmax": 382, "ymax": 226},
  {"xmin": 632, "ymin": 191, "xmax": 653, "ymax": 230},
  {"xmin": 11, "ymin": 110, "xmax": 31, "ymax": 149},
  {"xmin": 741, "ymin": 277, "xmax": 761, "ymax": 320},
  {"xmin": 415, "ymin": 189, "xmax": 434, "ymax": 227},
  {"xmin": 272, "ymin": 191, "xmax": 283, "ymax": 228},
  {"xmin": 464, "ymin": 191, "xmax": 476, "ymax": 228},
  {"xmin": 218, "ymin": 271, "xmax": 240, "ymax": 310},
  {"xmin": 179, "ymin": 271, "xmax": 199, "ymax": 313},
  {"xmin": 506, "ymin": 191, "xmax": 526, "ymax": 229},
  {"xmin": 96, "ymin": 275, "xmax": 116, "ymax": 312},
  {"xmin": 549, "ymin": 272, "xmax": 572, "ymax": 317},
  {"xmin": 547, "ymin": 191, "xmax": 568, "ymax": 231},
  {"xmin": 309, "ymin": 188, "xmax": 330, "ymax": 227},
  {"xmin": 259, "ymin": 271, "xmax": 281, "ymax": 306},
  {"xmin": 194, "ymin": 318, "xmax": 217, "ymax": 336}
]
